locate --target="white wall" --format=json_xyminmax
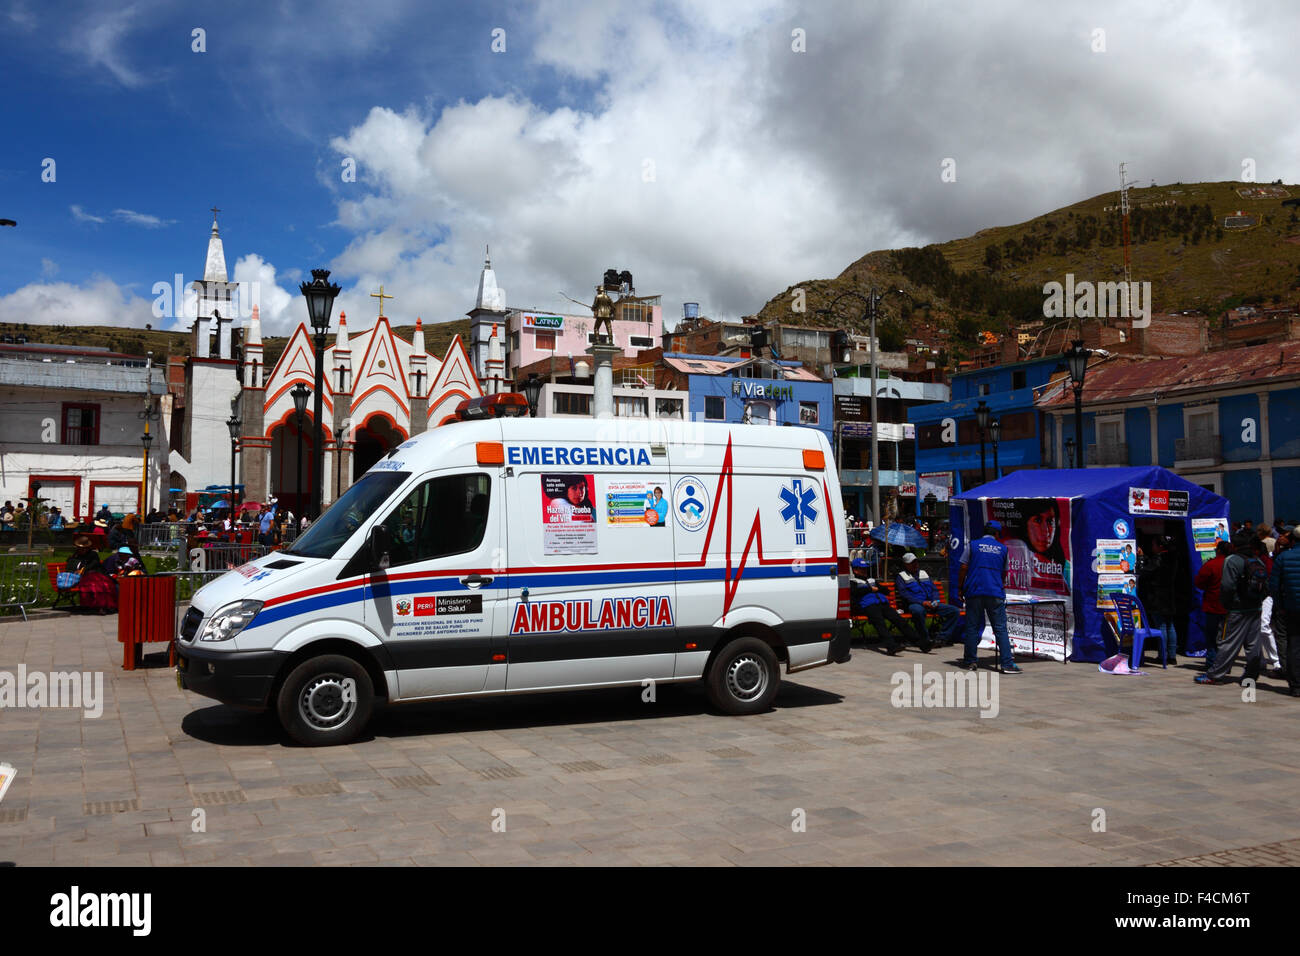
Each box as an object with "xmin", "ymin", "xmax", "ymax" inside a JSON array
[{"xmin": 0, "ymin": 385, "xmax": 167, "ymax": 517}]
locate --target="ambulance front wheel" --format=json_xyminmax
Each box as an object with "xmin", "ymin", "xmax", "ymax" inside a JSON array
[
  {"xmin": 707, "ymin": 637, "xmax": 780, "ymax": 715},
  {"xmin": 276, "ymin": 654, "xmax": 374, "ymax": 746}
]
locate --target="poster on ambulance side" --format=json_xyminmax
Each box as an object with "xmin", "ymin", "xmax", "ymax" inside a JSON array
[
  {"xmin": 604, "ymin": 478, "xmax": 670, "ymax": 527},
  {"xmin": 541, "ymin": 474, "xmax": 598, "ymax": 554}
]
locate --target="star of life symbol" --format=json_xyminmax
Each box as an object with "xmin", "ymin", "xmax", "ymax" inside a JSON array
[{"xmin": 779, "ymin": 479, "xmax": 818, "ymax": 545}]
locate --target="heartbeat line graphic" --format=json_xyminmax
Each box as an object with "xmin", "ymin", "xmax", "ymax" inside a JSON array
[{"xmin": 695, "ymin": 435, "xmax": 839, "ymax": 621}]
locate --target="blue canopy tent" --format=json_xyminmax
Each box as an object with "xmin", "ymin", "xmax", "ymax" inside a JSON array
[{"xmin": 950, "ymin": 467, "xmax": 1230, "ymax": 662}]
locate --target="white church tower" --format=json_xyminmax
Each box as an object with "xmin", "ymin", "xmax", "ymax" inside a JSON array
[
  {"xmin": 467, "ymin": 246, "xmax": 510, "ymax": 391},
  {"xmin": 190, "ymin": 207, "xmax": 239, "ymax": 359}
]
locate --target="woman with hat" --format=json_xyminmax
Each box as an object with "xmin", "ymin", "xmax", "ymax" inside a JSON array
[{"xmin": 68, "ymin": 534, "xmax": 119, "ymax": 613}]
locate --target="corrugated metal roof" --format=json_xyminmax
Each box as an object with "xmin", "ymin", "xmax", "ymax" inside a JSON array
[
  {"xmin": 661, "ymin": 355, "xmax": 822, "ymax": 381},
  {"xmin": 1037, "ymin": 341, "xmax": 1300, "ymax": 407},
  {"xmin": 0, "ymin": 357, "xmax": 168, "ymax": 395}
]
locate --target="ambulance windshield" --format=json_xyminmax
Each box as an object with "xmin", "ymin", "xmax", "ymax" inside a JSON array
[{"xmin": 287, "ymin": 471, "xmax": 410, "ymax": 559}]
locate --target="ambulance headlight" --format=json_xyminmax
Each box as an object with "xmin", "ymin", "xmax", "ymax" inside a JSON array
[{"xmin": 198, "ymin": 600, "xmax": 263, "ymax": 642}]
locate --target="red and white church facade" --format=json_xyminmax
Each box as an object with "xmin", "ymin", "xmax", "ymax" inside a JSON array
[{"xmin": 236, "ymin": 304, "xmax": 482, "ymax": 514}]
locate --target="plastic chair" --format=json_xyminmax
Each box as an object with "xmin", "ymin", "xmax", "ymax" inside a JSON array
[{"xmin": 1111, "ymin": 594, "xmax": 1166, "ymax": 669}]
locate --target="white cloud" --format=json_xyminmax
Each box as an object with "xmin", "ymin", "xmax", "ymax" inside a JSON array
[
  {"xmin": 70, "ymin": 205, "xmax": 106, "ymax": 225},
  {"xmin": 0, "ymin": 276, "xmax": 160, "ymax": 329},
  {"xmin": 74, "ymin": 4, "xmax": 147, "ymax": 88},
  {"xmin": 40, "ymin": 258, "xmax": 58, "ymax": 278},
  {"xmin": 315, "ymin": 1, "xmax": 1300, "ymax": 326},
  {"xmin": 231, "ymin": 254, "xmax": 298, "ymax": 337},
  {"xmin": 112, "ymin": 209, "xmax": 175, "ymax": 228}
]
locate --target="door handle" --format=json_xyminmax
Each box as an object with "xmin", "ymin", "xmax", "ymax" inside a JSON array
[{"xmin": 460, "ymin": 573, "xmax": 493, "ymax": 588}]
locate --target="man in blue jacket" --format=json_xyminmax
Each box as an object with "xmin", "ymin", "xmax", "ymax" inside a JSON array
[
  {"xmin": 1269, "ymin": 529, "xmax": 1300, "ymax": 697},
  {"xmin": 853, "ymin": 559, "xmax": 925, "ymax": 655},
  {"xmin": 958, "ymin": 520, "xmax": 1021, "ymax": 673},
  {"xmin": 896, "ymin": 552, "xmax": 961, "ymax": 647}
]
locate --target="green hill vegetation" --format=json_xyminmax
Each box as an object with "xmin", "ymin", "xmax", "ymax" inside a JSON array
[{"xmin": 756, "ymin": 180, "xmax": 1300, "ymax": 363}]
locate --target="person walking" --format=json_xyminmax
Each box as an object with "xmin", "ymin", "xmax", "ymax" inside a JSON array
[
  {"xmin": 958, "ymin": 520, "xmax": 1020, "ymax": 673},
  {"xmin": 1194, "ymin": 540, "xmax": 1232, "ymax": 672},
  {"xmin": 1269, "ymin": 529, "xmax": 1300, "ymax": 696},
  {"xmin": 1197, "ymin": 533, "xmax": 1268, "ymax": 685},
  {"xmin": 895, "ymin": 552, "xmax": 961, "ymax": 647}
]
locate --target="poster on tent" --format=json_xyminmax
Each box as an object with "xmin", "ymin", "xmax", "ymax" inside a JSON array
[
  {"xmin": 1094, "ymin": 538, "xmax": 1137, "ymax": 574},
  {"xmin": 1003, "ymin": 599, "xmax": 1069, "ymax": 658},
  {"xmin": 1191, "ymin": 517, "xmax": 1229, "ymax": 560},
  {"xmin": 969, "ymin": 497, "xmax": 1075, "ymax": 660},
  {"xmin": 983, "ymin": 497, "xmax": 1072, "ymax": 596},
  {"xmin": 1096, "ymin": 572, "xmax": 1138, "ymax": 609}
]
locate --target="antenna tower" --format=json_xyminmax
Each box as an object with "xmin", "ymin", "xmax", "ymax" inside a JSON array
[{"xmin": 1119, "ymin": 162, "xmax": 1133, "ymax": 287}]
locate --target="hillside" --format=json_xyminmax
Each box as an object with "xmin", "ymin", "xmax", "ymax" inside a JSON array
[
  {"xmin": 755, "ymin": 180, "xmax": 1300, "ymax": 359},
  {"xmin": 0, "ymin": 317, "xmax": 473, "ymax": 371}
]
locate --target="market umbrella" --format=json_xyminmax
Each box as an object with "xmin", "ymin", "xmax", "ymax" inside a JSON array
[
  {"xmin": 210, "ymin": 499, "xmax": 230, "ymax": 509},
  {"xmin": 241, "ymin": 501, "xmax": 262, "ymax": 511},
  {"xmin": 869, "ymin": 523, "xmax": 927, "ymax": 549}
]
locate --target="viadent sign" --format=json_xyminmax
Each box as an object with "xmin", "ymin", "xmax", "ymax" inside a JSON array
[
  {"xmin": 523, "ymin": 314, "xmax": 564, "ymax": 330},
  {"xmin": 731, "ymin": 380, "xmax": 794, "ymax": 401}
]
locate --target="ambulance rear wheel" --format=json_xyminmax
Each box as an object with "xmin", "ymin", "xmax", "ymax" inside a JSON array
[
  {"xmin": 276, "ymin": 654, "xmax": 373, "ymax": 746},
  {"xmin": 707, "ymin": 637, "xmax": 780, "ymax": 715}
]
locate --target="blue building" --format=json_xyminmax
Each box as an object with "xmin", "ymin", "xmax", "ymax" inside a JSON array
[
  {"xmin": 1037, "ymin": 341, "xmax": 1300, "ymax": 524},
  {"xmin": 665, "ymin": 353, "xmax": 833, "ymax": 446},
  {"xmin": 908, "ymin": 356, "xmax": 1062, "ymax": 495}
]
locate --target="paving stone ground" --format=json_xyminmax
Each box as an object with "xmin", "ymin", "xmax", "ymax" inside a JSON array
[{"xmin": 2, "ymin": 610, "xmax": 1299, "ymax": 866}]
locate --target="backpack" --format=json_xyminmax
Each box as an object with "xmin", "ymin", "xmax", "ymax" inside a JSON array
[{"xmin": 1237, "ymin": 555, "xmax": 1269, "ymax": 606}]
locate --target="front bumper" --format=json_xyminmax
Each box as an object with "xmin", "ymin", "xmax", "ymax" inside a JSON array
[{"xmin": 176, "ymin": 644, "xmax": 288, "ymax": 711}]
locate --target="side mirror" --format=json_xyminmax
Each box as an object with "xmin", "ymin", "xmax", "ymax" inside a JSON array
[{"xmin": 370, "ymin": 523, "xmax": 392, "ymax": 571}]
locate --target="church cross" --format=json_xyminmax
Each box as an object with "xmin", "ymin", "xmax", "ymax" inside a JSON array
[
  {"xmin": 370, "ymin": 284, "xmax": 394, "ymax": 317},
  {"xmin": 210, "ymin": 205, "xmax": 221, "ymax": 217}
]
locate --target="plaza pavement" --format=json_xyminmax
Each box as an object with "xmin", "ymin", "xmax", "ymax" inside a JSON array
[{"xmin": 1, "ymin": 609, "xmax": 1299, "ymax": 867}]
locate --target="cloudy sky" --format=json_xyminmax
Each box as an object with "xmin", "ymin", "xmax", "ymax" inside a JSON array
[{"xmin": 1, "ymin": 0, "xmax": 1297, "ymax": 337}]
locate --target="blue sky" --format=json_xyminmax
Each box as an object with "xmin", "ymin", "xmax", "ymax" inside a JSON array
[{"xmin": 2, "ymin": 1, "xmax": 1299, "ymax": 336}]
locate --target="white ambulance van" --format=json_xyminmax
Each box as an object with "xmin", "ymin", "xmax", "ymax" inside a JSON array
[{"xmin": 176, "ymin": 417, "xmax": 852, "ymax": 745}]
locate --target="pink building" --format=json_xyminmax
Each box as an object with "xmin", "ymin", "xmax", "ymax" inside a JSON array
[{"xmin": 466, "ymin": 251, "xmax": 664, "ymax": 389}]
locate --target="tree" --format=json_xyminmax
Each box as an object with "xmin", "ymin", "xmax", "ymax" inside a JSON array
[{"xmin": 984, "ymin": 245, "xmax": 1002, "ymax": 271}]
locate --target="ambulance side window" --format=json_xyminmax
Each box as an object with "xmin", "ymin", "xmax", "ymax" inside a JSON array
[{"xmin": 382, "ymin": 473, "xmax": 491, "ymax": 568}]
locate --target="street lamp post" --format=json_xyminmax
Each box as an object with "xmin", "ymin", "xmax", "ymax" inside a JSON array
[
  {"xmin": 989, "ymin": 416, "xmax": 1001, "ymax": 478},
  {"xmin": 140, "ymin": 432, "xmax": 153, "ymax": 516},
  {"xmin": 299, "ymin": 270, "xmax": 340, "ymax": 519},
  {"xmin": 1065, "ymin": 339, "xmax": 1091, "ymax": 468},
  {"xmin": 226, "ymin": 415, "xmax": 241, "ymax": 518},
  {"xmin": 521, "ymin": 373, "xmax": 542, "ymax": 418},
  {"xmin": 819, "ymin": 287, "xmax": 909, "ymax": 525},
  {"xmin": 291, "ymin": 383, "xmax": 311, "ymax": 516},
  {"xmin": 975, "ymin": 400, "xmax": 990, "ymax": 486}
]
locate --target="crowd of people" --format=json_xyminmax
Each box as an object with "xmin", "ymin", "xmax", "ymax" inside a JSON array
[
  {"xmin": 39, "ymin": 499, "xmax": 313, "ymax": 614},
  {"xmin": 1194, "ymin": 520, "xmax": 1300, "ymax": 695},
  {"xmin": 847, "ymin": 511, "xmax": 1300, "ymax": 690}
]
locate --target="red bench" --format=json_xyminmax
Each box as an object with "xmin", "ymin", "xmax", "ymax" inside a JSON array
[{"xmin": 850, "ymin": 579, "xmax": 963, "ymax": 638}]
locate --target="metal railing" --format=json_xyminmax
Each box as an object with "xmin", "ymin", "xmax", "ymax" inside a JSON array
[
  {"xmin": 155, "ymin": 569, "xmax": 228, "ymax": 604},
  {"xmin": 1175, "ymin": 434, "xmax": 1221, "ymax": 462},
  {"xmin": 1087, "ymin": 442, "xmax": 1129, "ymax": 466},
  {"xmin": 0, "ymin": 555, "xmax": 41, "ymax": 621}
]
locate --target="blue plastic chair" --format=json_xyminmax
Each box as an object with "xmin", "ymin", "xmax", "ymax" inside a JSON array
[{"xmin": 1111, "ymin": 594, "xmax": 1166, "ymax": 669}]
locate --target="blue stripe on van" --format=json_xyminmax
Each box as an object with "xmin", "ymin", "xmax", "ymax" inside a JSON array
[{"xmin": 244, "ymin": 560, "xmax": 835, "ymax": 630}]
